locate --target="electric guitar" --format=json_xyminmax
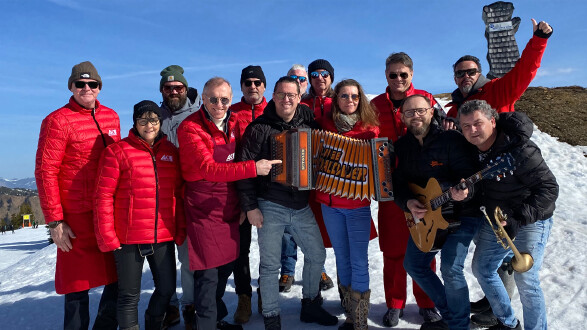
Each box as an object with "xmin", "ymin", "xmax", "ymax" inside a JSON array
[{"xmin": 405, "ymin": 154, "xmax": 515, "ymax": 252}]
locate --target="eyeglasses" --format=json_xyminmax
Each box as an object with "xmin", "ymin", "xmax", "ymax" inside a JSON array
[
  {"xmin": 74, "ymin": 81, "xmax": 99, "ymax": 89},
  {"xmin": 207, "ymin": 96, "xmax": 231, "ymax": 105},
  {"xmin": 339, "ymin": 93, "xmax": 359, "ymax": 101},
  {"xmin": 162, "ymin": 85, "xmax": 186, "ymax": 93},
  {"xmin": 244, "ymin": 80, "xmax": 263, "ymax": 87},
  {"xmin": 310, "ymin": 71, "xmax": 330, "ymax": 79},
  {"xmin": 388, "ymin": 72, "xmax": 410, "ymax": 80},
  {"xmin": 402, "ymin": 108, "xmax": 430, "ymax": 118},
  {"xmin": 274, "ymin": 92, "xmax": 298, "ymax": 100},
  {"xmin": 136, "ymin": 117, "xmax": 161, "ymax": 126},
  {"xmin": 289, "ymin": 75, "xmax": 307, "ymax": 83},
  {"xmin": 454, "ymin": 69, "xmax": 479, "ymax": 78}
]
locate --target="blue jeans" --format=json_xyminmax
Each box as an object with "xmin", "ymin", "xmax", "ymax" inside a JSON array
[
  {"xmin": 321, "ymin": 204, "xmax": 371, "ymax": 293},
  {"xmin": 404, "ymin": 216, "xmax": 482, "ymax": 330},
  {"xmin": 280, "ymin": 227, "xmax": 298, "ymax": 276},
  {"xmin": 257, "ymin": 199, "xmax": 326, "ymax": 317},
  {"xmin": 169, "ymin": 239, "xmax": 194, "ymax": 308},
  {"xmin": 473, "ymin": 218, "xmax": 552, "ymax": 330}
]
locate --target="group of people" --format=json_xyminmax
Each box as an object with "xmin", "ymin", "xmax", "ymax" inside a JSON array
[
  {"xmin": 34, "ymin": 17, "xmax": 557, "ymax": 330},
  {"xmin": 1, "ymin": 224, "xmax": 15, "ymax": 234}
]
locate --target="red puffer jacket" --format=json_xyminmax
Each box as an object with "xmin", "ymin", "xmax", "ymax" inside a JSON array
[
  {"xmin": 94, "ymin": 130, "xmax": 186, "ymax": 252},
  {"xmin": 301, "ymin": 90, "xmax": 334, "ymax": 122},
  {"xmin": 178, "ymin": 107, "xmax": 257, "ymax": 182},
  {"xmin": 231, "ymin": 97, "xmax": 267, "ymax": 137},
  {"xmin": 314, "ymin": 115, "xmax": 380, "ymax": 208},
  {"xmin": 370, "ymin": 84, "xmax": 438, "ymax": 143},
  {"xmin": 446, "ymin": 35, "xmax": 548, "ymax": 117},
  {"xmin": 35, "ymin": 97, "xmax": 121, "ymax": 222}
]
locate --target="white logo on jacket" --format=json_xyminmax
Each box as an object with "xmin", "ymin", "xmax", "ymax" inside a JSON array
[
  {"xmin": 226, "ymin": 153, "xmax": 234, "ymax": 162},
  {"xmin": 161, "ymin": 155, "xmax": 173, "ymax": 162},
  {"xmin": 108, "ymin": 129, "xmax": 117, "ymax": 136}
]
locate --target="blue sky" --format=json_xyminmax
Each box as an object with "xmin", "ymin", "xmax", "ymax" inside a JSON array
[{"xmin": 0, "ymin": 0, "xmax": 585, "ymax": 179}]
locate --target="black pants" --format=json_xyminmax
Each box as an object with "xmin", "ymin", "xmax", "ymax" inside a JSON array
[
  {"xmin": 64, "ymin": 282, "xmax": 118, "ymax": 330},
  {"xmin": 193, "ymin": 261, "xmax": 235, "ymax": 330},
  {"xmin": 113, "ymin": 241, "xmax": 176, "ymax": 329},
  {"xmin": 233, "ymin": 220, "xmax": 252, "ymax": 296}
]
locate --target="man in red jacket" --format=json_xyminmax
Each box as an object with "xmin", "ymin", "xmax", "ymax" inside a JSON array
[
  {"xmin": 230, "ymin": 65, "xmax": 269, "ymax": 324},
  {"xmin": 35, "ymin": 61, "xmax": 120, "ymax": 329},
  {"xmin": 445, "ymin": 19, "xmax": 553, "ymax": 118},
  {"xmin": 370, "ymin": 52, "xmax": 443, "ymax": 327}
]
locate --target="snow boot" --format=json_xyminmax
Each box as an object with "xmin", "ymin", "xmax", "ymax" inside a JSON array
[
  {"xmin": 300, "ymin": 296, "xmax": 338, "ymax": 326},
  {"xmin": 145, "ymin": 312, "xmax": 165, "ymax": 330},
  {"xmin": 382, "ymin": 308, "xmax": 403, "ymax": 327},
  {"xmin": 263, "ymin": 314, "xmax": 281, "ymax": 330},
  {"xmin": 338, "ymin": 284, "xmax": 353, "ymax": 329},
  {"xmin": 233, "ymin": 294, "xmax": 252, "ymax": 324},
  {"xmin": 350, "ymin": 289, "xmax": 370, "ymax": 330}
]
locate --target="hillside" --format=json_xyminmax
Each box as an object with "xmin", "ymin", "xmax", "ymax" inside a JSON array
[{"xmin": 0, "ymin": 187, "xmax": 44, "ymax": 225}]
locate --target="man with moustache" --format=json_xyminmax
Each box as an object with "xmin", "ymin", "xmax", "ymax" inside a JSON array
[
  {"xmin": 230, "ymin": 65, "xmax": 268, "ymax": 324},
  {"xmin": 370, "ymin": 52, "xmax": 443, "ymax": 327},
  {"xmin": 236, "ymin": 77, "xmax": 338, "ymax": 330},
  {"xmin": 393, "ymin": 95, "xmax": 482, "ymax": 330},
  {"xmin": 158, "ymin": 64, "xmax": 200, "ymax": 330}
]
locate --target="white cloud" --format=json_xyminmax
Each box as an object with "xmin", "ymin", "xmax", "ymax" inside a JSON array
[{"xmin": 536, "ymin": 67, "xmax": 577, "ymax": 77}]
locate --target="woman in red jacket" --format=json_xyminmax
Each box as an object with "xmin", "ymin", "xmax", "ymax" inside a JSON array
[
  {"xmin": 315, "ymin": 79, "xmax": 380, "ymax": 330},
  {"xmin": 94, "ymin": 100, "xmax": 186, "ymax": 330}
]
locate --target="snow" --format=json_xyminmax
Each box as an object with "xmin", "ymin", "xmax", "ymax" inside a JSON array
[{"xmin": 1, "ymin": 124, "xmax": 586, "ymax": 329}]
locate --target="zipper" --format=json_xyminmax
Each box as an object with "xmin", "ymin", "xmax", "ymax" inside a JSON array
[
  {"xmin": 149, "ymin": 149, "xmax": 160, "ymax": 244},
  {"xmin": 91, "ymin": 108, "xmax": 107, "ymax": 147}
]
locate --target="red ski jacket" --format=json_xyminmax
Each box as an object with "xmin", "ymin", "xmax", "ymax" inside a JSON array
[
  {"xmin": 231, "ymin": 97, "xmax": 267, "ymax": 137},
  {"xmin": 35, "ymin": 97, "xmax": 121, "ymax": 222},
  {"xmin": 94, "ymin": 130, "xmax": 186, "ymax": 252},
  {"xmin": 446, "ymin": 35, "xmax": 548, "ymax": 117},
  {"xmin": 301, "ymin": 89, "xmax": 334, "ymax": 122}
]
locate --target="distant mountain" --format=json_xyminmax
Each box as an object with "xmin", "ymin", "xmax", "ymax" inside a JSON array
[
  {"xmin": 0, "ymin": 186, "xmax": 43, "ymax": 224},
  {"xmin": 0, "ymin": 177, "xmax": 37, "ymax": 190}
]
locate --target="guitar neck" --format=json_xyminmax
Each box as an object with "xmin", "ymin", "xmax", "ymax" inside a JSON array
[{"xmin": 430, "ymin": 171, "xmax": 483, "ymax": 210}]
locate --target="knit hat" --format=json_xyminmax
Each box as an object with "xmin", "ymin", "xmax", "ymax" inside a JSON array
[
  {"xmin": 240, "ymin": 65, "xmax": 266, "ymax": 86},
  {"xmin": 133, "ymin": 100, "xmax": 162, "ymax": 123},
  {"xmin": 68, "ymin": 61, "xmax": 102, "ymax": 90},
  {"xmin": 308, "ymin": 59, "xmax": 334, "ymax": 82},
  {"xmin": 160, "ymin": 65, "xmax": 188, "ymax": 91}
]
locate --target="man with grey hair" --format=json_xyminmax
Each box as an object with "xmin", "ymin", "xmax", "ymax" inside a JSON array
[
  {"xmin": 458, "ymin": 99, "xmax": 558, "ymax": 330},
  {"xmin": 158, "ymin": 64, "xmax": 201, "ymax": 330},
  {"xmin": 287, "ymin": 64, "xmax": 309, "ymax": 97}
]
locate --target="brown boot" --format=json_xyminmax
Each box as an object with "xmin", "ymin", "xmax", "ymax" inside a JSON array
[
  {"xmin": 350, "ymin": 289, "xmax": 370, "ymax": 330},
  {"xmin": 338, "ymin": 284, "xmax": 353, "ymax": 330},
  {"xmin": 182, "ymin": 304, "xmax": 195, "ymax": 330},
  {"xmin": 162, "ymin": 305, "xmax": 180, "ymax": 329},
  {"xmin": 233, "ymin": 294, "xmax": 252, "ymax": 324}
]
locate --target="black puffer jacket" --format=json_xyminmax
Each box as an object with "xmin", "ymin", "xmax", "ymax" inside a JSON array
[
  {"xmin": 236, "ymin": 100, "xmax": 319, "ymax": 211},
  {"xmin": 479, "ymin": 112, "xmax": 558, "ymax": 236},
  {"xmin": 393, "ymin": 123, "xmax": 481, "ymax": 220}
]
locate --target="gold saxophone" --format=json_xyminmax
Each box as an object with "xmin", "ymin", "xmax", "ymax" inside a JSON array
[{"xmin": 480, "ymin": 206, "xmax": 534, "ymax": 273}]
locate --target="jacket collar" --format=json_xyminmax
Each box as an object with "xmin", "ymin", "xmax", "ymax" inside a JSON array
[
  {"xmin": 68, "ymin": 96, "xmax": 101, "ymax": 114},
  {"xmin": 450, "ymin": 74, "xmax": 492, "ymax": 105}
]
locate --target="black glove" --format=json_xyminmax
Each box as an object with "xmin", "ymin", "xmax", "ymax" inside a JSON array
[{"xmin": 534, "ymin": 25, "xmax": 553, "ymax": 39}]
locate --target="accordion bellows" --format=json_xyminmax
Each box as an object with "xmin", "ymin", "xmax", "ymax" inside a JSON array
[{"xmin": 270, "ymin": 128, "xmax": 393, "ymax": 201}]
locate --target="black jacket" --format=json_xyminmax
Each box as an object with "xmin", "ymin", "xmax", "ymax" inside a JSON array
[
  {"xmin": 478, "ymin": 112, "xmax": 558, "ymax": 236},
  {"xmin": 393, "ymin": 123, "xmax": 481, "ymax": 220},
  {"xmin": 236, "ymin": 100, "xmax": 319, "ymax": 211}
]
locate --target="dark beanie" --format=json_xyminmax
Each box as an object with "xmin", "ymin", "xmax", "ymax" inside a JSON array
[
  {"xmin": 240, "ymin": 65, "xmax": 266, "ymax": 86},
  {"xmin": 68, "ymin": 61, "xmax": 102, "ymax": 90},
  {"xmin": 308, "ymin": 59, "xmax": 334, "ymax": 82},
  {"xmin": 160, "ymin": 65, "xmax": 188, "ymax": 91},
  {"xmin": 133, "ymin": 100, "xmax": 162, "ymax": 122}
]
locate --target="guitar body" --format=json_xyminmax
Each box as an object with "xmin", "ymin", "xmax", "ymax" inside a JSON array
[{"xmin": 405, "ymin": 178, "xmax": 450, "ymax": 253}]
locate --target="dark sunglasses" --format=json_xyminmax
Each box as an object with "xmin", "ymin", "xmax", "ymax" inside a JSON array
[
  {"xmin": 388, "ymin": 72, "xmax": 410, "ymax": 80},
  {"xmin": 136, "ymin": 117, "xmax": 161, "ymax": 126},
  {"xmin": 310, "ymin": 71, "xmax": 330, "ymax": 79},
  {"xmin": 244, "ymin": 80, "xmax": 263, "ymax": 87},
  {"xmin": 454, "ymin": 69, "xmax": 479, "ymax": 78},
  {"xmin": 289, "ymin": 75, "xmax": 307, "ymax": 83},
  {"xmin": 339, "ymin": 93, "xmax": 359, "ymax": 101},
  {"xmin": 208, "ymin": 96, "xmax": 231, "ymax": 105},
  {"xmin": 162, "ymin": 85, "xmax": 186, "ymax": 93},
  {"xmin": 74, "ymin": 81, "xmax": 99, "ymax": 89}
]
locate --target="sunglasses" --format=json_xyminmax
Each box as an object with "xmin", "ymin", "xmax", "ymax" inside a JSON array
[
  {"xmin": 289, "ymin": 75, "xmax": 307, "ymax": 83},
  {"xmin": 207, "ymin": 96, "xmax": 231, "ymax": 105},
  {"xmin": 244, "ymin": 80, "xmax": 263, "ymax": 87},
  {"xmin": 454, "ymin": 69, "xmax": 479, "ymax": 78},
  {"xmin": 136, "ymin": 117, "xmax": 161, "ymax": 126},
  {"xmin": 388, "ymin": 72, "xmax": 410, "ymax": 80},
  {"xmin": 402, "ymin": 108, "xmax": 430, "ymax": 118},
  {"xmin": 274, "ymin": 92, "xmax": 298, "ymax": 100},
  {"xmin": 162, "ymin": 85, "xmax": 186, "ymax": 93},
  {"xmin": 74, "ymin": 81, "xmax": 99, "ymax": 89},
  {"xmin": 339, "ymin": 93, "xmax": 359, "ymax": 101},
  {"xmin": 310, "ymin": 71, "xmax": 330, "ymax": 79}
]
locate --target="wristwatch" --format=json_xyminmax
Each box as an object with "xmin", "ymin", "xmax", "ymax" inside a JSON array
[{"xmin": 48, "ymin": 220, "xmax": 63, "ymax": 229}]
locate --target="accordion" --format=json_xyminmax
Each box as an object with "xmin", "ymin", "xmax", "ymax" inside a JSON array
[{"xmin": 270, "ymin": 128, "xmax": 393, "ymax": 201}]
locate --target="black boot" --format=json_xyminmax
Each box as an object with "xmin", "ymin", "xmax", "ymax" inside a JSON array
[
  {"xmin": 487, "ymin": 319, "xmax": 521, "ymax": 330},
  {"xmin": 470, "ymin": 296, "xmax": 491, "ymax": 314},
  {"xmin": 263, "ymin": 315, "xmax": 281, "ymax": 330},
  {"xmin": 300, "ymin": 296, "xmax": 338, "ymax": 326},
  {"xmin": 471, "ymin": 307, "xmax": 499, "ymax": 327},
  {"xmin": 216, "ymin": 320, "xmax": 243, "ymax": 330},
  {"xmin": 145, "ymin": 312, "xmax": 165, "ymax": 330}
]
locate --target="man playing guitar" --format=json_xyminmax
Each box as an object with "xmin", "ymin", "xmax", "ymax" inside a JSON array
[{"xmin": 392, "ymin": 94, "xmax": 483, "ymax": 330}]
